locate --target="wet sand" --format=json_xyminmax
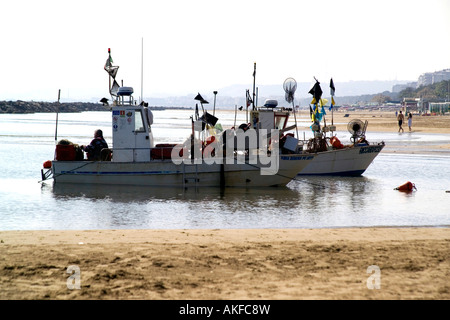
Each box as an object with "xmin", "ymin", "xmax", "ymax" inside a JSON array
[
  {"xmin": 1, "ymin": 112, "xmax": 449, "ymax": 300},
  {"xmin": 306, "ymin": 110, "xmax": 450, "ymax": 135}
]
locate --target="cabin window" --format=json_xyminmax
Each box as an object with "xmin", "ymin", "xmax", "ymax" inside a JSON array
[
  {"xmin": 274, "ymin": 114, "xmax": 288, "ymax": 130},
  {"xmin": 134, "ymin": 110, "xmax": 145, "ymax": 132}
]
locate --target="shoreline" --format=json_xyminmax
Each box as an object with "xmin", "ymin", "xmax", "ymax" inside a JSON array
[{"xmin": 1, "ymin": 227, "xmax": 449, "ymax": 300}]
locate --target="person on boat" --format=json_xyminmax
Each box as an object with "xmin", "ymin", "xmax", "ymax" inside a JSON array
[
  {"xmin": 407, "ymin": 112, "xmax": 412, "ymax": 132},
  {"xmin": 397, "ymin": 111, "xmax": 405, "ymax": 133},
  {"xmin": 81, "ymin": 129, "xmax": 109, "ymax": 160}
]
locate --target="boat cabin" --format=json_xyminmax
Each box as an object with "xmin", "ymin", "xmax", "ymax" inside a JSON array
[
  {"xmin": 249, "ymin": 101, "xmax": 299, "ymax": 152},
  {"xmin": 250, "ymin": 106, "xmax": 290, "ymax": 131},
  {"xmin": 111, "ymin": 87, "xmax": 154, "ymax": 162}
]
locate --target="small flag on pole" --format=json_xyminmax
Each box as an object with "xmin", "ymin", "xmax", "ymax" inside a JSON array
[
  {"xmin": 246, "ymin": 89, "xmax": 252, "ymax": 108},
  {"xmin": 330, "ymin": 78, "xmax": 335, "ymax": 96},
  {"xmin": 329, "ymin": 78, "xmax": 335, "ymax": 111},
  {"xmin": 194, "ymin": 93, "xmax": 209, "ymax": 104},
  {"xmin": 104, "ymin": 48, "xmax": 120, "ymax": 97}
]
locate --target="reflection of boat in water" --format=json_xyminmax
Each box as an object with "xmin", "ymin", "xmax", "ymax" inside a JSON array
[
  {"xmin": 40, "ymin": 50, "xmax": 313, "ymax": 188},
  {"xmin": 49, "ymin": 181, "xmax": 301, "ymax": 203}
]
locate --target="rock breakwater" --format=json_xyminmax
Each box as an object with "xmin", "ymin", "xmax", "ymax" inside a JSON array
[{"xmin": 0, "ymin": 100, "xmax": 108, "ymax": 113}]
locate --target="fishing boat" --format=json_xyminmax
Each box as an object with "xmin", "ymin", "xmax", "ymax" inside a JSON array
[
  {"xmin": 40, "ymin": 51, "xmax": 314, "ymax": 188},
  {"xmin": 296, "ymin": 120, "xmax": 385, "ymax": 176},
  {"xmin": 231, "ymin": 76, "xmax": 384, "ymax": 177},
  {"xmin": 295, "ymin": 78, "xmax": 385, "ymax": 176}
]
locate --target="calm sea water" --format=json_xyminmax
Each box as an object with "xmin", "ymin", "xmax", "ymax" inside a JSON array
[{"xmin": 0, "ymin": 110, "xmax": 449, "ymax": 230}]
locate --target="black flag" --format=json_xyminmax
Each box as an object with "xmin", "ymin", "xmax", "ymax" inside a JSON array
[
  {"xmin": 308, "ymin": 80, "xmax": 323, "ymax": 104},
  {"xmin": 330, "ymin": 78, "xmax": 335, "ymax": 96},
  {"xmin": 194, "ymin": 93, "xmax": 209, "ymax": 104},
  {"xmin": 246, "ymin": 89, "xmax": 252, "ymax": 107}
]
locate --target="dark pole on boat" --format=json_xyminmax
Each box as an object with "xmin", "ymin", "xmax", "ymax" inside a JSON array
[
  {"xmin": 291, "ymin": 99, "xmax": 299, "ymax": 140},
  {"xmin": 108, "ymin": 48, "xmax": 111, "ymax": 95},
  {"xmin": 213, "ymin": 91, "xmax": 218, "ymax": 116},
  {"xmin": 252, "ymin": 62, "xmax": 256, "ymax": 110},
  {"xmin": 141, "ymin": 38, "xmax": 144, "ymax": 104},
  {"xmin": 190, "ymin": 116, "xmax": 195, "ymax": 162},
  {"xmin": 54, "ymin": 89, "xmax": 61, "ymax": 145},
  {"xmin": 220, "ymin": 163, "xmax": 225, "ymax": 188},
  {"xmin": 245, "ymin": 89, "xmax": 251, "ymax": 123},
  {"xmin": 330, "ymin": 77, "xmax": 335, "ymax": 130}
]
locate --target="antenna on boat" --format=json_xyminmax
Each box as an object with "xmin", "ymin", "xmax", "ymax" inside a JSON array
[
  {"xmin": 54, "ymin": 89, "xmax": 61, "ymax": 145},
  {"xmin": 252, "ymin": 62, "xmax": 256, "ymax": 110},
  {"xmin": 141, "ymin": 37, "xmax": 144, "ymax": 104},
  {"xmin": 330, "ymin": 78, "xmax": 335, "ymax": 133},
  {"xmin": 213, "ymin": 91, "xmax": 218, "ymax": 116},
  {"xmin": 283, "ymin": 78, "xmax": 299, "ymax": 139}
]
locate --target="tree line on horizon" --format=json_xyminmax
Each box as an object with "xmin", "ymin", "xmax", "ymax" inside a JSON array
[
  {"xmin": 398, "ymin": 80, "xmax": 450, "ymax": 101},
  {"xmin": 367, "ymin": 80, "xmax": 450, "ymax": 105}
]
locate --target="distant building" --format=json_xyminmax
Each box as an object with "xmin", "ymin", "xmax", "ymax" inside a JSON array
[
  {"xmin": 402, "ymin": 97, "xmax": 430, "ymax": 113},
  {"xmin": 402, "ymin": 98, "xmax": 419, "ymax": 109},
  {"xmin": 432, "ymin": 70, "xmax": 450, "ymax": 83},
  {"xmin": 429, "ymin": 102, "xmax": 450, "ymax": 114},
  {"xmin": 417, "ymin": 68, "xmax": 450, "ymax": 87}
]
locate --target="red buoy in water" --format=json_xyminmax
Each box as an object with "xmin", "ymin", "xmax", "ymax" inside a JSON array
[{"xmin": 394, "ymin": 181, "xmax": 416, "ymax": 191}]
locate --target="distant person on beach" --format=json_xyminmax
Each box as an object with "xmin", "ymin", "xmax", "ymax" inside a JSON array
[
  {"xmin": 408, "ymin": 112, "xmax": 412, "ymax": 131},
  {"xmin": 397, "ymin": 111, "xmax": 405, "ymax": 133},
  {"xmin": 81, "ymin": 129, "xmax": 108, "ymax": 160}
]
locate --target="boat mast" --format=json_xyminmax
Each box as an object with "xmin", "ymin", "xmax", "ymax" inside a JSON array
[
  {"xmin": 108, "ymin": 48, "xmax": 111, "ymax": 96},
  {"xmin": 252, "ymin": 62, "xmax": 256, "ymax": 110},
  {"xmin": 54, "ymin": 89, "xmax": 61, "ymax": 145},
  {"xmin": 213, "ymin": 91, "xmax": 218, "ymax": 116},
  {"xmin": 141, "ymin": 37, "xmax": 144, "ymax": 104}
]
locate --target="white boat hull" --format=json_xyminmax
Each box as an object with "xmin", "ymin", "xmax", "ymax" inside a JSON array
[
  {"xmin": 298, "ymin": 143, "xmax": 384, "ymax": 176},
  {"xmin": 51, "ymin": 154, "xmax": 314, "ymax": 187}
]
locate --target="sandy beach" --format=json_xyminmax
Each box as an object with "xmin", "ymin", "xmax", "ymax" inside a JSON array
[
  {"xmin": 1, "ymin": 112, "xmax": 449, "ymax": 301},
  {"xmin": 0, "ymin": 228, "xmax": 449, "ymax": 300},
  {"xmin": 307, "ymin": 110, "xmax": 450, "ymax": 135}
]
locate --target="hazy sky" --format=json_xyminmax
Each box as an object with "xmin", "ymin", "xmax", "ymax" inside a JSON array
[{"xmin": 1, "ymin": 0, "xmax": 449, "ymax": 101}]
